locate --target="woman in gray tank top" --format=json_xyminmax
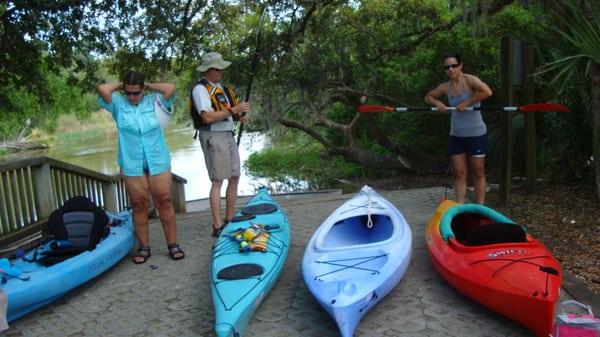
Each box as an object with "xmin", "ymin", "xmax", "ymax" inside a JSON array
[{"xmin": 424, "ymin": 52, "xmax": 493, "ymax": 204}]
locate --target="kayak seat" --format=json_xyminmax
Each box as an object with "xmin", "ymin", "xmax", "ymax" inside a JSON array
[
  {"xmin": 241, "ymin": 203, "xmax": 278, "ymax": 215},
  {"xmin": 450, "ymin": 213, "xmax": 487, "ymax": 243},
  {"xmin": 47, "ymin": 196, "xmax": 110, "ymax": 252},
  {"xmin": 36, "ymin": 199, "xmax": 111, "ymax": 267},
  {"xmin": 465, "ymin": 223, "xmax": 527, "ymax": 246},
  {"xmin": 217, "ymin": 263, "xmax": 264, "ymax": 280}
]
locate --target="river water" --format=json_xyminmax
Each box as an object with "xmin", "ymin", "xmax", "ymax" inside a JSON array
[{"xmin": 35, "ymin": 125, "xmax": 308, "ymax": 201}]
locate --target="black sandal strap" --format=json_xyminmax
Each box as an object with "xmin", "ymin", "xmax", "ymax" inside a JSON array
[
  {"xmin": 212, "ymin": 225, "xmax": 224, "ymax": 237},
  {"xmin": 167, "ymin": 243, "xmax": 185, "ymax": 260},
  {"xmin": 135, "ymin": 246, "xmax": 151, "ymax": 256},
  {"xmin": 133, "ymin": 246, "xmax": 151, "ymax": 264}
]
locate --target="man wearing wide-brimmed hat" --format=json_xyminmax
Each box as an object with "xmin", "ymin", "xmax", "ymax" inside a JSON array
[{"xmin": 191, "ymin": 52, "xmax": 249, "ymax": 237}]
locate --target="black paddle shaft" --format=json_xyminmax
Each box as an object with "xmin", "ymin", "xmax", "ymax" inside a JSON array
[{"xmin": 237, "ymin": 7, "xmax": 267, "ymax": 146}]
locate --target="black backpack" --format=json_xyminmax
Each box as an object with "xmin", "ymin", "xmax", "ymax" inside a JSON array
[
  {"xmin": 38, "ymin": 196, "xmax": 110, "ymax": 266},
  {"xmin": 190, "ymin": 80, "xmax": 209, "ymax": 138}
]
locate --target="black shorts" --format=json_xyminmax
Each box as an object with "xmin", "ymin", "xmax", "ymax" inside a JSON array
[{"xmin": 449, "ymin": 133, "xmax": 488, "ymax": 157}]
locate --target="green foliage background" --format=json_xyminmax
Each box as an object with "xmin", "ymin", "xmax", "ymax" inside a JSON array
[{"xmin": 0, "ymin": 0, "xmax": 595, "ymax": 187}]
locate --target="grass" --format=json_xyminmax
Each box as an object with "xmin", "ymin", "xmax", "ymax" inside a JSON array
[
  {"xmin": 244, "ymin": 133, "xmax": 386, "ymax": 189},
  {"xmin": 53, "ymin": 110, "xmax": 116, "ymax": 144}
]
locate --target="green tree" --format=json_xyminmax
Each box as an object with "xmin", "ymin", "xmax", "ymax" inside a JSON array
[
  {"xmin": 0, "ymin": 2, "xmax": 115, "ymax": 102},
  {"xmin": 2, "ymin": 0, "xmax": 593, "ymax": 193},
  {"xmin": 266, "ymin": 1, "xmax": 546, "ymax": 173},
  {"xmin": 0, "ymin": 1, "xmax": 117, "ymax": 140}
]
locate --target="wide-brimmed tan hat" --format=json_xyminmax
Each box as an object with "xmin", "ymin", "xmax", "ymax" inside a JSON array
[{"xmin": 196, "ymin": 52, "xmax": 231, "ymax": 72}]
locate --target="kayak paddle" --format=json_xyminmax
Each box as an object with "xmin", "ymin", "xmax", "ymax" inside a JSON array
[{"xmin": 358, "ymin": 102, "xmax": 571, "ymax": 113}]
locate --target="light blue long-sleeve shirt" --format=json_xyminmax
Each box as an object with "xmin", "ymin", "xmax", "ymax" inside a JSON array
[{"xmin": 98, "ymin": 92, "xmax": 174, "ymax": 176}]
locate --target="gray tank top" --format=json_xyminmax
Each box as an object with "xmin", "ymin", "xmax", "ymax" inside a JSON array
[{"xmin": 447, "ymin": 82, "xmax": 486, "ymax": 137}]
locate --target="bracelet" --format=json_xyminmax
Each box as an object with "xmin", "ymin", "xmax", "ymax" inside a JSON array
[{"xmin": 227, "ymin": 108, "xmax": 234, "ymax": 115}]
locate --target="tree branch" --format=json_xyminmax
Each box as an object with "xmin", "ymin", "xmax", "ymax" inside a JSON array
[{"xmin": 278, "ymin": 117, "xmax": 333, "ymax": 148}]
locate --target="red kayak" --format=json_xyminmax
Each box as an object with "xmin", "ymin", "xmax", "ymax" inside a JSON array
[{"xmin": 425, "ymin": 199, "xmax": 561, "ymax": 337}]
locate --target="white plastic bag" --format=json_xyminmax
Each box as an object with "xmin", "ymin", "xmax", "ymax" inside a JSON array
[{"xmin": 154, "ymin": 94, "xmax": 173, "ymax": 129}]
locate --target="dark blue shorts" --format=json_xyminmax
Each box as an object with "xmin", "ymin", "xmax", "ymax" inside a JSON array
[
  {"xmin": 142, "ymin": 152, "xmax": 149, "ymax": 173},
  {"xmin": 449, "ymin": 133, "xmax": 488, "ymax": 157}
]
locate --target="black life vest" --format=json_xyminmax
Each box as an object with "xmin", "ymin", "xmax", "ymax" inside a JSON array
[{"xmin": 190, "ymin": 79, "xmax": 238, "ymax": 138}]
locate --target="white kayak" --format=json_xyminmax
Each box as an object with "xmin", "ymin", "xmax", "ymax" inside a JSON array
[{"xmin": 302, "ymin": 185, "xmax": 412, "ymax": 337}]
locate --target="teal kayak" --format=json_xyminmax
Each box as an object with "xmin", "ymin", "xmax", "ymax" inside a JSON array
[{"xmin": 210, "ymin": 188, "xmax": 291, "ymax": 337}]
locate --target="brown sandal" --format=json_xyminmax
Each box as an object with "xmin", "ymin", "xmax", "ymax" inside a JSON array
[
  {"xmin": 167, "ymin": 243, "xmax": 185, "ymax": 260},
  {"xmin": 133, "ymin": 246, "xmax": 151, "ymax": 264}
]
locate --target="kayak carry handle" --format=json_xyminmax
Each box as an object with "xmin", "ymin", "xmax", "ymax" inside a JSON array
[{"xmin": 539, "ymin": 266, "xmax": 559, "ymax": 275}]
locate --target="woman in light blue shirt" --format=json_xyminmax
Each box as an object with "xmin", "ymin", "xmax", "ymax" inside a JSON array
[{"xmin": 97, "ymin": 71, "xmax": 185, "ymax": 263}]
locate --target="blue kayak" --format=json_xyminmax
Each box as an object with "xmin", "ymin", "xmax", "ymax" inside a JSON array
[
  {"xmin": 302, "ymin": 185, "xmax": 412, "ymax": 337},
  {"xmin": 2, "ymin": 211, "xmax": 134, "ymax": 322},
  {"xmin": 211, "ymin": 188, "xmax": 291, "ymax": 337}
]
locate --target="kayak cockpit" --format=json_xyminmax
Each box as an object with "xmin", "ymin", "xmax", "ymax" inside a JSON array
[
  {"xmin": 441, "ymin": 204, "xmax": 527, "ymax": 246},
  {"xmin": 322, "ymin": 214, "xmax": 394, "ymax": 248},
  {"xmin": 452, "ymin": 218, "xmax": 527, "ymax": 246}
]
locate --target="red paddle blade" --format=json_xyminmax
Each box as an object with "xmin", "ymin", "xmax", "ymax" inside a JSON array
[
  {"xmin": 358, "ymin": 104, "xmax": 395, "ymax": 113},
  {"xmin": 519, "ymin": 103, "xmax": 571, "ymax": 113}
]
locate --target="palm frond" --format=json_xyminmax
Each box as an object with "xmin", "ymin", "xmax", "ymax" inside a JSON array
[
  {"xmin": 552, "ymin": 62, "xmax": 581, "ymax": 94},
  {"xmin": 538, "ymin": 0, "xmax": 600, "ymax": 90},
  {"xmin": 555, "ymin": 0, "xmax": 600, "ymax": 62},
  {"xmin": 538, "ymin": 54, "xmax": 587, "ymax": 94}
]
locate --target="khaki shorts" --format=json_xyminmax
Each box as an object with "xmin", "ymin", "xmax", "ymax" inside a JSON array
[{"xmin": 198, "ymin": 131, "xmax": 240, "ymax": 180}]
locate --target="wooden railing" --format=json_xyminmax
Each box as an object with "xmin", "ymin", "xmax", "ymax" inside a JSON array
[{"xmin": 0, "ymin": 156, "xmax": 187, "ymax": 246}]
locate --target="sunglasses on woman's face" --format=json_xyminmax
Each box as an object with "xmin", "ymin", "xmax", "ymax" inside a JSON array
[
  {"xmin": 443, "ymin": 63, "xmax": 460, "ymax": 71},
  {"xmin": 124, "ymin": 90, "xmax": 143, "ymax": 97}
]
